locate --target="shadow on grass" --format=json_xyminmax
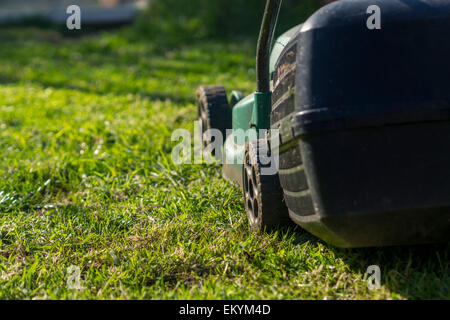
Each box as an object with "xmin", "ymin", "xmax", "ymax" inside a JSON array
[
  {"xmin": 343, "ymin": 243, "xmax": 449, "ymax": 299},
  {"xmin": 0, "ymin": 73, "xmax": 18, "ymax": 85},
  {"xmin": 281, "ymin": 225, "xmax": 450, "ymax": 299}
]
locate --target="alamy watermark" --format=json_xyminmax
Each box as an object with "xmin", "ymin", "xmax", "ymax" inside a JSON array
[
  {"xmin": 171, "ymin": 121, "xmax": 280, "ymax": 176},
  {"xmin": 366, "ymin": 265, "xmax": 381, "ymax": 290},
  {"xmin": 367, "ymin": 5, "xmax": 381, "ymax": 30},
  {"xmin": 66, "ymin": 5, "xmax": 81, "ymax": 30},
  {"xmin": 67, "ymin": 265, "xmax": 83, "ymax": 290}
]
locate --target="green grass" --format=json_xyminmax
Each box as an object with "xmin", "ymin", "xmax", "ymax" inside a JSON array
[{"xmin": 0, "ymin": 26, "xmax": 449, "ymax": 300}]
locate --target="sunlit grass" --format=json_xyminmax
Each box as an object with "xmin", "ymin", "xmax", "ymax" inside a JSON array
[{"xmin": 0, "ymin": 26, "xmax": 448, "ymax": 300}]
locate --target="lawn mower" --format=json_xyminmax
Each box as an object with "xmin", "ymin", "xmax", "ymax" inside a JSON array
[{"xmin": 196, "ymin": 0, "xmax": 450, "ymax": 247}]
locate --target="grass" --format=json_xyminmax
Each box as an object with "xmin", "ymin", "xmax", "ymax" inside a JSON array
[{"xmin": 0, "ymin": 26, "xmax": 449, "ymax": 300}]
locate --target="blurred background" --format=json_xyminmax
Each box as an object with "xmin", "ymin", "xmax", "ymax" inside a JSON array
[
  {"xmin": 0, "ymin": 0, "xmax": 332, "ymax": 105},
  {"xmin": 0, "ymin": 0, "xmax": 147, "ymax": 26},
  {"xmin": 0, "ymin": 0, "xmax": 334, "ymax": 39}
]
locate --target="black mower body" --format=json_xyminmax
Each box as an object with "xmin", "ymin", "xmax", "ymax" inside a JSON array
[{"xmin": 272, "ymin": 0, "xmax": 450, "ymax": 247}]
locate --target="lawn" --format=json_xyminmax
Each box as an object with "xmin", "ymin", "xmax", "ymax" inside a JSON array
[{"xmin": 0, "ymin": 26, "xmax": 448, "ymax": 300}]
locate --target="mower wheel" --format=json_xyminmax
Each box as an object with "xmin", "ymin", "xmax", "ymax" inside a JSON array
[
  {"xmin": 196, "ymin": 85, "xmax": 231, "ymax": 158},
  {"xmin": 243, "ymin": 139, "xmax": 291, "ymax": 231}
]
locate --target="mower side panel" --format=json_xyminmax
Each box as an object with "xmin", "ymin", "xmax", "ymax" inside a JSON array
[
  {"xmin": 293, "ymin": 122, "xmax": 450, "ymax": 247},
  {"xmin": 222, "ymin": 134, "xmax": 245, "ymax": 187},
  {"xmin": 232, "ymin": 94, "xmax": 254, "ymax": 133},
  {"xmin": 222, "ymin": 94, "xmax": 254, "ymax": 187}
]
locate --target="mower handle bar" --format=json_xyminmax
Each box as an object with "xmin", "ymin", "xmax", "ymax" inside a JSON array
[{"xmin": 256, "ymin": 0, "xmax": 282, "ymax": 93}]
